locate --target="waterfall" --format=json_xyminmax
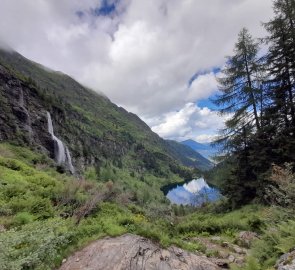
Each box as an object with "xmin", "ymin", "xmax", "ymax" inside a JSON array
[
  {"xmin": 65, "ymin": 146, "xmax": 75, "ymax": 174},
  {"xmin": 46, "ymin": 112, "xmax": 75, "ymax": 174}
]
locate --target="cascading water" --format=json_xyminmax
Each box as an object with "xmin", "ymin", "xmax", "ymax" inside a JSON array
[
  {"xmin": 46, "ymin": 112, "xmax": 75, "ymax": 174},
  {"xmin": 65, "ymin": 146, "xmax": 75, "ymax": 174},
  {"xmin": 47, "ymin": 112, "xmax": 66, "ymax": 164}
]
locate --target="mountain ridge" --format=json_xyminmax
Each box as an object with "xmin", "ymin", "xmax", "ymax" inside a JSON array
[
  {"xmin": 0, "ymin": 48, "xmax": 211, "ymax": 177},
  {"xmin": 181, "ymin": 139, "xmax": 218, "ymax": 160}
]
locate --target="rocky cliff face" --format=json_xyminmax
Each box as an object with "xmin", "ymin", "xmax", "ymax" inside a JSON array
[
  {"xmin": 0, "ymin": 63, "xmax": 133, "ymax": 173},
  {"xmin": 0, "ymin": 64, "xmax": 52, "ymax": 154}
]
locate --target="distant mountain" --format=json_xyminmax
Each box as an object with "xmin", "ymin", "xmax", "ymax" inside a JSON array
[
  {"xmin": 181, "ymin": 139, "xmax": 218, "ymax": 160},
  {"xmin": 166, "ymin": 140, "xmax": 213, "ymax": 171}
]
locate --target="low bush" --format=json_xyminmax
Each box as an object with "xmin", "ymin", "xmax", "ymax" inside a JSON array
[
  {"xmin": 0, "ymin": 219, "xmax": 73, "ymax": 270},
  {"xmin": 12, "ymin": 212, "xmax": 35, "ymax": 226}
]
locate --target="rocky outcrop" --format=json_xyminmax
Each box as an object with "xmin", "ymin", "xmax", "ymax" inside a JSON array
[
  {"xmin": 276, "ymin": 249, "xmax": 295, "ymax": 270},
  {"xmin": 0, "ymin": 64, "xmax": 51, "ymax": 149},
  {"xmin": 236, "ymin": 231, "xmax": 259, "ymax": 248},
  {"xmin": 59, "ymin": 234, "xmax": 221, "ymax": 270}
]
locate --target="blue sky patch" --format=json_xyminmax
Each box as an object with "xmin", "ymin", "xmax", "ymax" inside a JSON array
[
  {"xmin": 197, "ymin": 94, "xmax": 219, "ymax": 110},
  {"xmin": 94, "ymin": 0, "xmax": 118, "ymax": 16}
]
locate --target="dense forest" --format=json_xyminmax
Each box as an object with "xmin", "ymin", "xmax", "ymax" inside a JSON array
[{"xmin": 211, "ymin": 0, "xmax": 295, "ymax": 209}]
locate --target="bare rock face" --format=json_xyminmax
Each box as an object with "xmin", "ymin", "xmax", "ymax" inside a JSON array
[
  {"xmin": 276, "ymin": 250, "xmax": 295, "ymax": 270},
  {"xmin": 59, "ymin": 234, "xmax": 221, "ymax": 270},
  {"xmin": 236, "ymin": 231, "xmax": 259, "ymax": 248}
]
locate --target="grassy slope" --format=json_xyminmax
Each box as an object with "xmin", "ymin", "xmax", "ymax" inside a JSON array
[{"xmin": 1, "ymin": 144, "xmax": 294, "ymax": 270}]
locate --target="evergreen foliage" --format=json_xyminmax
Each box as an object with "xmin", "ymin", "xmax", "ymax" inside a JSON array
[{"xmin": 213, "ymin": 0, "xmax": 295, "ymax": 207}]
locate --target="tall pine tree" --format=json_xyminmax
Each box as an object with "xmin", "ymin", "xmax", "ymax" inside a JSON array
[
  {"xmin": 263, "ymin": 0, "xmax": 295, "ymax": 164},
  {"xmin": 264, "ymin": 0, "xmax": 295, "ymax": 129},
  {"xmin": 214, "ymin": 28, "xmax": 263, "ymax": 151},
  {"xmin": 213, "ymin": 28, "xmax": 265, "ymax": 206}
]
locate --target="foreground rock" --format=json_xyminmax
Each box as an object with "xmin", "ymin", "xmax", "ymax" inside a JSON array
[
  {"xmin": 59, "ymin": 234, "xmax": 221, "ymax": 270},
  {"xmin": 276, "ymin": 249, "xmax": 295, "ymax": 270},
  {"xmin": 236, "ymin": 231, "xmax": 259, "ymax": 248}
]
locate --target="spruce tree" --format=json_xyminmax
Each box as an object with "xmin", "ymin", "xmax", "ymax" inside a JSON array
[
  {"xmin": 264, "ymin": 0, "xmax": 295, "ymax": 129},
  {"xmin": 262, "ymin": 0, "xmax": 295, "ymax": 168},
  {"xmin": 213, "ymin": 28, "xmax": 265, "ymax": 206},
  {"xmin": 214, "ymin": 28, "xmax": 263, "ymax": 150}
]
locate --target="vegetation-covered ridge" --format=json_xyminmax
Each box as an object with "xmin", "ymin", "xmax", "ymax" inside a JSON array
[
  {"xmin": 1, "ymin": 143, "xmax": 295, "ymax": 270},
  {"xmin": 0, "ymin": 47, "xmax": 212, "ymax": 175}
]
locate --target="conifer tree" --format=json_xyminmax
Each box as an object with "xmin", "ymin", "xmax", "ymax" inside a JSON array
[
  {"xmin": 264, "ymin": 0, "xmax": 295, "ymax": 128},
  {"xmin": 213, "ymin": 29, "xmax": 265, "ymax": 206},
  {"xmin": 214, "ymin": 28, "xmax": 264, "ymax": 151}
]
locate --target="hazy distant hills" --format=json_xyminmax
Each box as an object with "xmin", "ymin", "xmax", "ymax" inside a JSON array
[
  {"xmin": 181, "ymin": 139, "xmax": 218, "ymax": 160},
  {"xmin": 165, "ymin": 140, "xmax": 213, "ymax": 171}
]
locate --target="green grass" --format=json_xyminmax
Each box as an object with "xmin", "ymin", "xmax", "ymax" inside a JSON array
[
  {"xmin": 0, "ymin": 143, "xmax": 199, "ymax": 269},
  {"xmin": 1, "ymin": 143, "xmax": 295, "ymax": 270}
]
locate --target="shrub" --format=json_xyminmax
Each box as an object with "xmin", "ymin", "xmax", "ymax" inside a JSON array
[
  {"xmin": 13, "ymin": 212, "xmax": 35, "ymax": 226},
  {"xmin": 0, "ymin": 219, "xmax": 73, "ymax": 270},
  {"xmin": 264, "ymin": 163, "xmax": 295, "ymax": 207}
]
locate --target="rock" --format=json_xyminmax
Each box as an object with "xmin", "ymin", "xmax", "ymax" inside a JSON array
[
  {"xmin": 209, "ymin": 258, "xmax": 230, "ymax": 269},
  {"xmin": 231, "ymin": 245, "xmax": 246, "ymax": 255},
  {"xmin": 62, "ymin": 259, "xmax": 67, "ymax": 264},
  {"xmin": 235, "ymin": 257, "xmax": 245, "ymax": 266},
  {"xmin": 237, "ymin": 231, "xmax": 259, "ymax": 248},
  {"xmin": 276, "ymin": 249, "xmax": 295, "ymax": 270},
  {"xmin": 59, "ymin": 234, "xmax": 221, "ymax": 270},
  {"xmin": 221, "ymin": 242, "xmax": 230, "ymax": 248},
  {"xmin": 211, "ymin": 236, "xmax": 222, "ymax": 242},
  {"xmin": 219, "ymin": 251, "xmax": 230, "ymax": 259},
  {"xmin": 228, "ymin": 255, "xmax": 235, "ymax": 263},
  {"xmin": 0, "ymin": 225, "xmax": 6, "ymax": 233}
]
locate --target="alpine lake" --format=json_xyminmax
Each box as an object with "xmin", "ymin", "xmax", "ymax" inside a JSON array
[{"xmin": 162, "ymin": 178, "xmax": 221, "ymax": 206}]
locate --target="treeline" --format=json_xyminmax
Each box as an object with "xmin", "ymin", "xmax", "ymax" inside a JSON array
[{"xmin": 214, "ymin": 0, "xmax": 295, "ymax": 208}]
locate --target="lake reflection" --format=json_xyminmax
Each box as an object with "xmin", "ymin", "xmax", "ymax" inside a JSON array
[{"xmin": 166, "ymin": 178, "xmax": 220, "ymax": 206}]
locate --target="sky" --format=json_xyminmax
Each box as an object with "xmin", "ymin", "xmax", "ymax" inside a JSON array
[{"xmin": 0, "ymin": 0, "xmax": 274, "ymax": 143}]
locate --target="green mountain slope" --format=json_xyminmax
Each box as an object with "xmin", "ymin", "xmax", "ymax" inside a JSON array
[
  {"xmin": 181, "ymin": 139, "xmax": 218, "ymax": 160},
  {"xmin": 0, "ymin": 48, "xmax": 209, "ymax": 184},
  {"xmin": 165, "ymin": 140, "xmax": 213, "ymax": 171}
]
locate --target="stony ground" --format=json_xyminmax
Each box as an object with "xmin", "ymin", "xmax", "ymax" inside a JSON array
[
  {"xmin": 192, "ymin": 236, "xmax": 248, "ymax": 268},
  {"xmin": 59, "ymin": 234, "xmax": 221, "ymax": 270},
  {"xmin": 58, "ymin": 231, "xmax": 260, "ymax": 270}
]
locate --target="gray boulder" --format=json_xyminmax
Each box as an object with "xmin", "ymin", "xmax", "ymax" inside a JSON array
[
  {"xmin": 59, "ymin": 234, "xmax": 221, "ymax": 270},
  {"xmin": 276, "ymin": 250, "xmax": 295, "ymax": 270}
]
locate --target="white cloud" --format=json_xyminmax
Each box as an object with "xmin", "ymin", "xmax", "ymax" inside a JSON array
[
  {"xmin": 187, "ymin": 72, "xmax": 219, "ymax": 102},
  {"xmin": 0, "ymin": 0, "xmax": 273, "ymax": 141},
  {"xmin": 147, "ymin": 103, "xmax": 228, "ymax": 143}
]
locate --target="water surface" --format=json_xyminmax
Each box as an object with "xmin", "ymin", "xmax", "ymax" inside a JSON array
[{"xmin": 165, "ymin": 178, "xmax": 220, "ymax": 206}]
